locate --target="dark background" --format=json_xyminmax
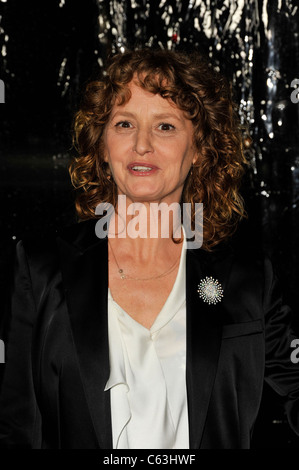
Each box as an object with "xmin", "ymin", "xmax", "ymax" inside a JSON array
[{"xmin": 0, "ymin": 0, "xmax": 299, "ymax": 448}]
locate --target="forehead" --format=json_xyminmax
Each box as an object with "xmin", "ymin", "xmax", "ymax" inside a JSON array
[{"xmin": 114, "ymin": 81, "xmax": 180, "ymax": 114}]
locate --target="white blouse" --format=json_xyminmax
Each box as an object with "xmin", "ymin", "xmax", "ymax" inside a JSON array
[{"xmin": 105, "ymin": 233, "xmax": 189, "ymax": 449}]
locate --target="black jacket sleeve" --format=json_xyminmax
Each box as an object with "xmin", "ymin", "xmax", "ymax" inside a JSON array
[
  {"xmin": 263, "ymin": 256, "xmax": 299, "ymax": 437},
  {"xmin": 0, "ymin": 241, "xmax": 41, "ymax": 448}
]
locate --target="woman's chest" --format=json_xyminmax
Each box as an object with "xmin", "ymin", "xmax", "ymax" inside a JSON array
[{"xmin": 108, "ymin": 271, "xmax": 178, "ymax": 329}]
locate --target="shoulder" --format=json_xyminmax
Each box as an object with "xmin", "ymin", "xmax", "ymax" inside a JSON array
[
  {"xmin": 12, "ymin": 220, "xmax": 103, "ymax": 308},
  {"xmin": 20, "ymin": 219, "xmax": 99, "ymax": 258},
  {"xmin": 14, "ymin": 219, "xmax": 101, "ymax": 281},
  {"xmin": 188, "ymin": 240, "xmax": 276, "ymax": 321},
  {"xmin": 189, "ymin": 239, "xmax": 267, "ymax": 280}
]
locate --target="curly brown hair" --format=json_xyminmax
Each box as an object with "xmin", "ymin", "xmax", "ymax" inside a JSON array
[{"xmin": 70, "ymin": 48, "xmax": 247, "ymax": 250}]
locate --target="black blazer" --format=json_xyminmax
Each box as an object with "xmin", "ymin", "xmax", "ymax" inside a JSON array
[{"xmin": 0, "ymin": 219, "xmax": 299, "ymax": 449}]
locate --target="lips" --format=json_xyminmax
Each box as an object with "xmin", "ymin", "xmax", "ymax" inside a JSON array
[{"xmin": 127, "ymin": 162, "xmax": 159, "ymax": 175}]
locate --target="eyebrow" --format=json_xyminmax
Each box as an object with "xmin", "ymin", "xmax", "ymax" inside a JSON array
[
  {"xmin": 111, "ymin": 111, "xmax": 182, "ymax": 121},
  {"xmin": 152, "ymin": 113, "xmax": 181, "ymax": 121}
]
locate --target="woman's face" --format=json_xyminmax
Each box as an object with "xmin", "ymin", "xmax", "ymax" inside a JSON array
[{"xmin": 103, "ymin": 81, "xmax": 198, "ymax": 205}]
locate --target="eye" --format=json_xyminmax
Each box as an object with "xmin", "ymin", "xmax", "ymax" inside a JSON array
[
  {"xmin": 158, "ymin": 123, "xmax": 175, "ymax": 131},
  {"xmin": 115, "ymin": 121, "xmax": 133, "ymax": 128}
]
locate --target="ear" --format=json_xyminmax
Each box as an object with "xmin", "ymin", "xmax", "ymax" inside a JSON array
[
  {"xmin": 101, "ymin": 133, "xmax": 109, "ymax": 163},
  {"xmin": 103, "ymin": 148, "xmax": 109, "ymax": 163},
  {"xmin": 192, "ymin": 153, "xmax": 199, "ymax": 165}
]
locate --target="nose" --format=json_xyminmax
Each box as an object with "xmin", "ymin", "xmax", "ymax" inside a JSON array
[{"xmin": 133, "ymin": 129, "xmax": 154, "ymax": 155}]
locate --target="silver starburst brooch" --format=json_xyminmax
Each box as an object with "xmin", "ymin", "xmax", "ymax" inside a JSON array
[{"xmin": 197, "ymin": 276, "xmax": 224, "ymax": 305}]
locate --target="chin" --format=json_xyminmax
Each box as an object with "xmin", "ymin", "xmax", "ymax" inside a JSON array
[
  {"xmin": 127, "ymin": 194, "xmax": 160, "ymax": 203},
  {"xmin": 125, "ymin": 187, "xmax": 161, "ymax": 202}
]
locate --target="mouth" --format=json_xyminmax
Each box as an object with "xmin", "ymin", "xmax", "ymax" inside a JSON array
[{"xmin": 127, "ymin": 162, "xmax": 159, "ymax": 175}]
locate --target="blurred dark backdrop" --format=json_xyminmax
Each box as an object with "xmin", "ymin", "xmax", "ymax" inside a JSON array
[{"xmin": 0, "ymin": 0, "xmax": 299, "ymax": 448}]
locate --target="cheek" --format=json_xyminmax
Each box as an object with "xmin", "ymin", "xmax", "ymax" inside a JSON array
[
  {"xmin": 105, "ymin": 136, "xmax": 131, "ymax": 163},
  {"xmin": 103, "ymin": 140, "xmax": 119, "ymax": 165},
  {"xmin": 171, "ymin": 144, "xmax": 195, "ymax": 169}
]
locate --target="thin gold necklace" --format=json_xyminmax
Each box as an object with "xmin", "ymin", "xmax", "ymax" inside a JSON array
[{"xmin": 108, "ymin": 239, "xmax": 181, "ymax": 281}]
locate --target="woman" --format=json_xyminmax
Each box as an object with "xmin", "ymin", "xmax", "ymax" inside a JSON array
[{"xmin": 0, "ymin": 49, "xmax": 299, "ymax": 449}]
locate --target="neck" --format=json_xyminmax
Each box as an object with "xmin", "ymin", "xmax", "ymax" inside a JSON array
[{"xmin": 108, "ymin": 195, "xmax": 183, "ymax": 260}]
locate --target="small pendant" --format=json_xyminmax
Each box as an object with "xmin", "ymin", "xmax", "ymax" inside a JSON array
[
  {"xmin": 119, "ymin": 269, "xmax": 126, "ymax": 280},
  {"xmin": 197, "ymin": 276, "xmax": 223, "ymax": 305}
]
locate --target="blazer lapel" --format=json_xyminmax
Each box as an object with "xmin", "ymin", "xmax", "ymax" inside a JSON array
[
  {"xmin": 57, "ymin": 221, "xmax": 112, "ymax": 449},
  {"xmin": 186, "ymin": 245, "xmax": 234, "ymax": 449}
]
